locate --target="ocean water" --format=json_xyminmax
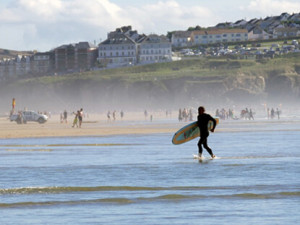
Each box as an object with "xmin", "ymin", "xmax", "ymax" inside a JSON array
[{"xmin": 0, "ymin": 119, "xmax": 299, "ymax": 225}]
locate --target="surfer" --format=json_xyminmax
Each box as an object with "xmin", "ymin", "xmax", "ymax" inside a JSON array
[{"xmin": 197, "ymin": 106, "xmax": 216, "ymax": 159}]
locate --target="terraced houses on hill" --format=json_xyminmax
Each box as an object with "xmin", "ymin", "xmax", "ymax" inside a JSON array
[
  {"xmin": 1, "ymin": 12, "xmax": 300, "ymax": 81},
  {"xmin": 0, "ymin": 26, "xmax": 172, "ymax": 80},
  {"xmin": 172, "ymin": 12, "xmax": 300, "ymax": 47}
]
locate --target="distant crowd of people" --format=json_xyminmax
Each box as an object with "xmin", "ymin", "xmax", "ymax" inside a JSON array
[
  {"xmin": 267, "ymin": 108, "xmax": 281, "ymax": 119},
  {"xmin": 178, "ymin": 108, "xmax": 194, "ymax": 122},
  {"xmin": 56, "ymin": 105, "xmax": 282, "ymax": 128},
  {"xmin": 214, "ymin": 107, "xmax": 282, "ymax": 120},
  {"xmin": 107, "ymin": 110, "xmax": 124, "ymax": 122}
]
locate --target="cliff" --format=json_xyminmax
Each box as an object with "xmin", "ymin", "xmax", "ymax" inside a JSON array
[{"xmin": 0, "ymin": 54, "xmax": 299, "ymax": 112}]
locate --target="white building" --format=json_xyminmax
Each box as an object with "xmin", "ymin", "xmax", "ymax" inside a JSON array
[
  {"xmin": 171, "ymin": 31, "xmax": 192, "ymax": 48},
  {"xmin": 98, "ymin": 33, "xmax": 138, "ymax": 67},
  {"xmin": 98, "ymin": 27, "xmax": 172, "ymax": 68},
  {"xmin": 138, "ymin": 34, "xmax": 172, "ymax": 64},
  {"xmin": 191, "ymin": 29, "xmax": 248, "ymax": 45}
]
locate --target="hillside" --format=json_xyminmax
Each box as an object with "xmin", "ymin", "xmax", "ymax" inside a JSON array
[{"xmin": 0, "ymin": 54, "xmax": 299, "ymax": 112}]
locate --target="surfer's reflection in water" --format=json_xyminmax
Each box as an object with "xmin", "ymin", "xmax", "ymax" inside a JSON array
[{"xmin": 197, "ymin": 106, "xmax": 216, "ymax": 159}]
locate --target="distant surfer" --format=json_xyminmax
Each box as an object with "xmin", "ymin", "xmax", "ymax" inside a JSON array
[{"xmin": 197, "ymin": 106, "xmax": 216, "ymax": 159}]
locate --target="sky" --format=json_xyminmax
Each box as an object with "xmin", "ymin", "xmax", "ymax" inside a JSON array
[{"xmin": 0, "ymin": 0, "xmax": 299, "ymax": 51}]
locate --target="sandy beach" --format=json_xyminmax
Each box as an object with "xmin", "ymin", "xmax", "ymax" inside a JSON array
[
  {"xmin": 2, "ymin": 110, "xmax": 300, "ymax": 139},
  {"xmin": 0, "ymin": 112, "xmax": 179, "ymax": 139}
]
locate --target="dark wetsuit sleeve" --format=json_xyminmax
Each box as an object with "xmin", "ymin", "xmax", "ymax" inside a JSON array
[{"xmin": 209, "ymin": 115, "xmax": 217, "ymax": 130}]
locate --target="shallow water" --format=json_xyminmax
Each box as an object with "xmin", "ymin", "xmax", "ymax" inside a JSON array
[{"xmin": 0, "ymin": 119, "xmax": 299, "ymax": 225}]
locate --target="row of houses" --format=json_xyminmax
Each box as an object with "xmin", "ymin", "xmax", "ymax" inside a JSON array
[
  {"xmin": 172, "ymin": 12, "xmax": 300, "ymax": 47},
  {"xmin": 0, "ymin": 26, "xmax": 172, "ymax": 80},
  {"xmin": 1, "ymin": 12, "xmax": 300, "ymax": 80},
  {"xmin": 0, "ymin": 42, "xmax": 98, "ymax": 80}
]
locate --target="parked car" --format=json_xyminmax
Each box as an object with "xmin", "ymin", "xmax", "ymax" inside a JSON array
[
  {"xmin": 10, "ymin": 111, "xmax": 48, "ymax": 124},
  {"xmin": 292, "ymin": 40, "xmax": 298, "ymax": 46}
]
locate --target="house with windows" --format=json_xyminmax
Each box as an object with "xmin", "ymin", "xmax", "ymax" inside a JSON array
[
  {"xmin": 0, "ymin": 55, "xmax": 31, "ymax": 80},
  {"xmin": 55, "ymin": 42, "xmax": 97, "ymax": 72},
  {"xmin": 191, "ymin": 29, "xmax": 248, "ymax": 45},
  {"xmin": 98, "ymin": 33, "xmax": 138, "ymax": 68},
  {"xmin": 75, "ymin": 42, "xmax": 98, "ymax": 71},
  {"xmin": 98, "ymin": 26, "xmax": 172, "ymax": 68},
  {"xmin": 273, "ymin": 27, "xmax": 300, "ymax": 38},
  {"xmin": 31, "ymin": 52, "xmax": 54, "ymax": 75},
  {"xmin": 171, "ymin": 31, "xmax": 192, "ymax": 48},
  {"xmin": 138, "ymin": 34, "xmax": 172, "ymax": 64},
  {"xmin": 248, "ymin": 26, "xmax": 271, "ymax": 40}
]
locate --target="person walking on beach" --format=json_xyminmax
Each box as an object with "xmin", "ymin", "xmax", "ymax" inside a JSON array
[
  {"xmin": 63, "ymin": 110, "xmax": 68, "ymax": 123},
  {"xmin": 72, "ymin": 111, "xmax": 79, "ymax": 128},
  {"xmin": 78, "ymin": 108, "xmax": 83, "ymax": 128},
  {"xmin": 197, "ymin": 106, "xmax": 216, "ymax": 159},
  {"xmin": 107, "ymin": 111, "xmax": 111, "ymax": 122},
  {"xmin": 12, "ymin": 98, "xmax": 16, "ymax": 112}
]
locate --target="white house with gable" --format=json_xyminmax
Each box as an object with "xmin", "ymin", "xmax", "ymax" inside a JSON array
[{"xmin": 138, "ymin": 34, "xmax": 172, "ymax": 64}]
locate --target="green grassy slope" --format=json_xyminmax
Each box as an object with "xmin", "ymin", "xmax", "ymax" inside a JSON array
[{"xmin": 1, "ymin": 53, "xmax": 299, "ymax": 111}]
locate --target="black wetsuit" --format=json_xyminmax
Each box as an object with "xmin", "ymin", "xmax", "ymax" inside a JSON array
[{"xmin": 197, "ymin": 113, "xmax": 216, "ymax": 156}]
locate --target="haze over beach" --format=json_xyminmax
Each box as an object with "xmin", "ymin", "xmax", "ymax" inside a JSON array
[{"xmin": 0, "ymin": 0, "xmax": 300, "ymax": 51}]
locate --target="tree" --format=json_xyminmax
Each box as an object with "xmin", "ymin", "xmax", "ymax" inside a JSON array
[{"xmin": 187, "ymin": 25, "xmax": 202, "ymax": 31}]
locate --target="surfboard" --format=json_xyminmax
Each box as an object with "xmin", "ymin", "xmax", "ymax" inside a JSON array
[{"xmin": 172, "ymin": 118, "xmax": 219, "ymax": 145}]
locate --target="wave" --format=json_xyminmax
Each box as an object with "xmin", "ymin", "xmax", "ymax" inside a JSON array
[
  {"xmin": 0, "ymin": 198, "xmax": 134, "ymax": 208},
  {"xmin": 1, "ymin": 192, "xmax": 299, "ymax": 208},
  {"xmin": 0, "ymin": 186, "xmax": 229, "ymax": 195},
  {"xmin": 1, "ymin": 185, "xmax": 299, "ymax": 195}
]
